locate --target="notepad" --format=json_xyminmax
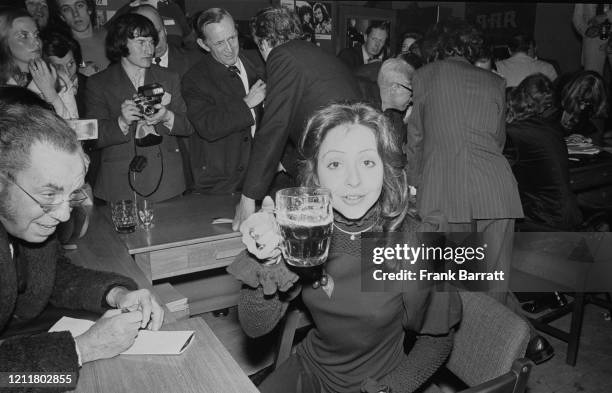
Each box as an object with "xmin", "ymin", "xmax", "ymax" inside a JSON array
[{"xmin": 49, "ymin": 317, "xmax": 195, "ymax": 355}]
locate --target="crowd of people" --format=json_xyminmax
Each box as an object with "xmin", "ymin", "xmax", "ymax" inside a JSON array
[{"xmin": 1, "ymin": 1, "xmax": 611, "ymax": 392}]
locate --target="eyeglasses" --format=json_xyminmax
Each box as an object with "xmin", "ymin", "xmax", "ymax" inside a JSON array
[
  {"xmin": 396, "ymin": 83, "xmax": 413, "ymax": 94},
  {"xmin": 1, "ymin": 173, "xmax": 88, "ymax": 214}
]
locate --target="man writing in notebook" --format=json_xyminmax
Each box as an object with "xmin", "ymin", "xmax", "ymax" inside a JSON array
[{"xmin": 0, "ymin": 102, "xmax": 164, "ymax": 374}]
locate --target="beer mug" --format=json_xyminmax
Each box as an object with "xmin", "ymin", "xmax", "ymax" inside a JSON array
[{"xmin": 275, "ymin": 187, "xmax": 333, "ymax": 273}]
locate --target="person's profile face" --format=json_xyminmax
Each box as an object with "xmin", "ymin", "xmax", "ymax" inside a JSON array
[
  {"xmin": 24, "ymin": 0, "xmax": 49, "ymax": 29},
  {"xmin": 124, "ymin": 32, "xmax": 155, "ymax": 69},
  {"xmin": 58, "ymin": 0, "xmax": 91, "ymax": 33},
  {"xmin": 391, "ymin": 79, "xmax": 413, "ymax": 111},
  {"xmin": 314, "ymin": 7, "xmax": 323, "ymax": 22},
  {"xmin": 401, "ymin": 37, "xmax": 416, "ymax": 54},
  {"xmin": 48, "ymin": 50, "xmax": 77, "ymax": 83},
  {"xmin": 134, "ymin": 8, "xmax": 168, "ymax": 58},
  {"xmin": 365, "ymin": 27, "xmax": 387, "ymax": 57},
  {"xmin": 0, "ymin": 143, "xmax": 86, "ymax": 243},
  {"xmin": 7, "ymin": 17, "xmax": 42, "ymax": 69},
  {"xmin": 316, "ymin": 123, "xmax": 384, "ymax": 220},
  {"xmin": 202, "ymin": 16, "xmax": 239, "ymax": 66}
]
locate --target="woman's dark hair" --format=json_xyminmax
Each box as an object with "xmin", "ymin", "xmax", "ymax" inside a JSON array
[
  {"xmin": 561, "ymin": 70, "xmax": 608, "ymax": 120},
  {"xmin": 506, "ymin": 73, "xmax": 555, "ymax": 123},
  {"xmin": 250, "ymin": 6, "xmax": 303, "ymax": 48},
  {"xmin": 399, "ymin": 31, "xmax": 422, "ymax": 54},
  {"xmin": 299, "ymin": 102, "xmax": 409, "ymax": 231},
  {"xmin": 105, "ymin": 13, "xmax": 158, "ymax": 63},
  {"xmin": 0, "ymin": 7, "xmax": 34, "ymax": 83},
  {"xmin": 42, "ymin": 28, "xmax": 82, "ymax": 64}
]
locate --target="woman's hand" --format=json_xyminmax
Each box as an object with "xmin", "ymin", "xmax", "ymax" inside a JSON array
[
  {"xmin": 107, "ymin": 287, "xmax": 164, "ymax": 330},
  {"xmin": 29, "ymin": 58, "xmax": 58, "ymax": 102},
  {"xmin": 239, "ymin": 196, "xmax": 282, "ymax": 262}
]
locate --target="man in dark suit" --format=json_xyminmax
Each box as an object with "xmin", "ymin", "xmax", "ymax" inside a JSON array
[
  {"xmin": 182, "ymin": 8, "xmax": 266, "ymax": 194},
  {"xmin": 406, "ymin": 21, "xmax": 553, "ymax": 364},
  {"xmin": 131, "ymin": 4, "xmax": 201, "ymax": 191},
  {"xmin": 232, "ymin": 7, "xmax": 360, "ymax": 229},
  {"xmin": 85, "ymin": 13, "xmax": 193, "ymax": 203},
  {"xmin": 337, "ymin": 21, "xmax": 389, "ymax": 70}
]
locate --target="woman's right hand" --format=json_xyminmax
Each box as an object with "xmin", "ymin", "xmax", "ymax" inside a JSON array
[
  {"xmin": 239, "ymin": 196, "xmax": 283, "ymax": 262},
  {"xmin": 29, "ymin": 58, "xmax": 58, "ymax": 102}
]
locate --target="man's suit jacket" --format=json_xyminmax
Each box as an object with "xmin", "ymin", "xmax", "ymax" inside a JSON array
[
  {"xmin": 337, "ymin": 45, "xmax": 386, "ymax": 70},
  {"xmin": 85, "ymin": 63, "xmax": 194, "ymax": 202},
  {"xmin": 0, "ymin": 225, "xmax": 136, "ymax": 372},
  {"xmin": 182, "ymin": 51, "xmax": 265, "ymax": 194},
  {"xmin": 406, "ymin": 57, "xmax": 523, "ymax": 222},
  {"xmin": 243, "ymin": 40, "xmax": 361, "ymax": 200},
  {"xmin": 165, "ymin": 42, "xmax": 202, "ymax": 190}
]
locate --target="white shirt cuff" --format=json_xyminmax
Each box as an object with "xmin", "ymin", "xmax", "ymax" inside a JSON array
[
  {"xmin": 162, "ymin": 111, "xmax": 175, "ymax": 133},
  {"xmin": 74, "ymin": 340, "xmax": 83, "ymax": 367}
]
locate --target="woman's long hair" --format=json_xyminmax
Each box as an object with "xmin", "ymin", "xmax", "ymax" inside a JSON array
[
  {"xmin": 506, "ymin": 73, "xmax": 555, "ymax": 124},
  {"xmin": 0, "ymin": 7, "xmax": 33, "ymax": 84},
  {"xmin": 299, "ymin": 102, "xmax": 409, "ymax": 231}
]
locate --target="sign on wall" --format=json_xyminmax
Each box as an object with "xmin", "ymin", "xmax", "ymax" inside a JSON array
[{"xmin": 465, "ymin": 2, "xmax": 536, "ymax": 44}]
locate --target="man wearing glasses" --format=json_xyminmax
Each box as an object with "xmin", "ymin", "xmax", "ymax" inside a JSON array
[
  {"xmin": 0, "ymin": 103, "xmax": 164, "ymax": 373},
  {"xmin": 377, "ymin": 58, "xmax": 415, "ymax": 147}
]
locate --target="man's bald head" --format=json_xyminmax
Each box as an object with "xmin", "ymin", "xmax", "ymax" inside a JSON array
[
  {"xmin": 131, "ymin": 4, "xmax": 167, "ymax": 58},
  {"xmin": 377, "ymin": 58, "xmax": 414, "ymax": 111}
]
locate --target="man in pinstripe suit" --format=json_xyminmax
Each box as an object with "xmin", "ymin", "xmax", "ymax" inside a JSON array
[{"xmin": 407, "ymin": 22, "xmax": 554, "ymax": 364}]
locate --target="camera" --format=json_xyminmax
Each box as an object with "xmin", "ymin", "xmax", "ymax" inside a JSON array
[{"xmin": 134, "ymin": 83, "xmax": 165, "ymax": 116}]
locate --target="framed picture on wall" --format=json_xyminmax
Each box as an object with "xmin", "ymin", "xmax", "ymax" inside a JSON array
[
  {"xmin": 337, "ymin": 6, "xmax": 397, "ymax": 56},
  {"xmin": 281, "ymin": 0, "xmax": 333, "ymax": 41}
]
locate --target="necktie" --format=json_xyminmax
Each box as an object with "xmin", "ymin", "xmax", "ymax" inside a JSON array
[
  {"xmin": 228, "ymin": 65, "xmax": 240, "ymax": 76},
  {"xmin": 154, "ymin": 57, "xmax": 161, "ymax": 65}
]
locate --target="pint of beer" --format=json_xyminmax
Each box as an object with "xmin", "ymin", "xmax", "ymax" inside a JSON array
[{"xmin": 276, "ymin": 187, "xmax": 333, "ymax": 268}]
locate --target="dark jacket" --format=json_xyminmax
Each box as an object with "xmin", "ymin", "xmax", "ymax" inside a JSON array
[
  {"xmin": 182, "ymin": 51, "xmax": 265, "ymax": 194},
  {"xmin": 85, "ymin": 63, "xmax": 194, "ymax": 202},
  {"xmin": 242, "ymin": 40, "xmax": 361, "ymax": 200},
  {"xmin": 506, "ymin": 116, "xmax": 583, "ymax": 230},
  {"xmin": 0, "ymin": 225, "xmax": 137, "ymax": 374}
]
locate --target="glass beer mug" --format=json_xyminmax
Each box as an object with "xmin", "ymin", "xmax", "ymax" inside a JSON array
[{"xmin": 275, "ymin": 187, "xmax": 333, "ymax": 280}]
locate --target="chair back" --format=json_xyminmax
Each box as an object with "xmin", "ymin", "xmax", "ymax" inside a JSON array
[{"xmin": 448, "ymin": 292, "xmax": 530, "ymax": 387}]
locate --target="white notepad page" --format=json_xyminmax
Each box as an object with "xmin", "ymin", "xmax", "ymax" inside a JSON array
[{"xmin": 49, "ymin": 317, "xmax": 194, "ymax": 355}]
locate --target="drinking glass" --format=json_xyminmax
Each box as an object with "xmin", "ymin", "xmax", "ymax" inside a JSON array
[
  {"xmin": 110, "ymin": 200, "xmax": 137, "ymax": 234},
  {"xmin": 275, "ymin": 187, "xmax": 333, "ymax": 278},
  {"xmin": 137, "ymin": 199, "xmax": 155, "ymax": 229}
]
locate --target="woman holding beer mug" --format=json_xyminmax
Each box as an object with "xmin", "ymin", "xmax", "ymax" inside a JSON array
[{"xmin": 228, "ymin": 102, "xmax": 461, "ymax": 393}]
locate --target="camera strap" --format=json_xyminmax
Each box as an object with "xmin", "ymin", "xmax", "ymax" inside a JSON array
[{"xmin": 128, "ymin": 123, "xmax": 164, "ymax": 198}]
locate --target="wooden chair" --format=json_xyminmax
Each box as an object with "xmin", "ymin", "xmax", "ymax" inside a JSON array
[{"xmin": 275, "ymin": 291, "xmax": 533, "ymax": 393}]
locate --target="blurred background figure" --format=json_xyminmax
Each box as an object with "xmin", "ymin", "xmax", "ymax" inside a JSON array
[
  {"xmin": 558, "ymin": 70, "xmax": 609, "ymax": 144},
  {"xmin": 496, "ymin": 33, "xmax": 557, "ymax": 87},
  {"xmin": 312, "ymin": 2, "xmax": 331, "ymax": 35},
  {"xmin": 0, "ymin": 7, "xmax": 78, "ymax": 119}
]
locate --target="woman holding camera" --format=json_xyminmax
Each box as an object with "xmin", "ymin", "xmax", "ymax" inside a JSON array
[
  {"xmin": 85, "ymin": 12, "xmax": 193, "ymax": 203},
  {"xmin": 0, "ymin": 7, "xmax": 78, "ymax": 119},
  {"xmin": 229, "ymin": 103, "xmax": 461, "ymax": 393}
]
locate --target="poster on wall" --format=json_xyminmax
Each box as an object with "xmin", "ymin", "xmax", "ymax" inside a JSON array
[{"xmin": 280, "ymin": 0, "xmax": 332, "ymax": 41}]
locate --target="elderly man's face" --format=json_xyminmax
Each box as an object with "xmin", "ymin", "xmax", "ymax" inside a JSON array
[
  {"xmin": 202, "ymin": 16, "xmax": 239, "ymax": 66},
  {"xmin": 0, "ymin": 143, "xmax": 86, "ymax": 243},
  {"xmin": 25, "ymin": 0, "xmax": 49, "ymax": 29},
  {"xmin": 365, "ymin": 27, "xmax": 387, "ymax": 58},
  {"xmin": 133, "ymin": 7, "xmax": 168, "ymax": 58},
  {"xmin": 57, "ymin": 0, "xmax": 91, "ymax": 33}
]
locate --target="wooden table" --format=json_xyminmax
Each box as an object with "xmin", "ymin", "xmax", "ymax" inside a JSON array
[
  {"xmin": 114, "ymin": 194, "xmax": 245, "ymax": 315},
  {"xmin": 67, "ymin": 207, "xmax": 177, "ymax": 324},
  {"xmin": 73, "ymin": 318, "xmax": 259, "ymax": 393}
]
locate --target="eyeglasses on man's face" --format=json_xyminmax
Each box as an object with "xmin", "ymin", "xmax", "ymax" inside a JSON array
[
  {"xmin": 1, "ymin": 173, "xmax": 88, "ymax": 214},
  {"xmin": 395, "ymin": 82, "xmax": 413, "ymax": 95}
]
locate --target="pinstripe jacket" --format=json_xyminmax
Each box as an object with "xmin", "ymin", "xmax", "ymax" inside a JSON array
[{"xmin": 406, "ymin": 57, "xmax": 523, "ymax": 222}]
